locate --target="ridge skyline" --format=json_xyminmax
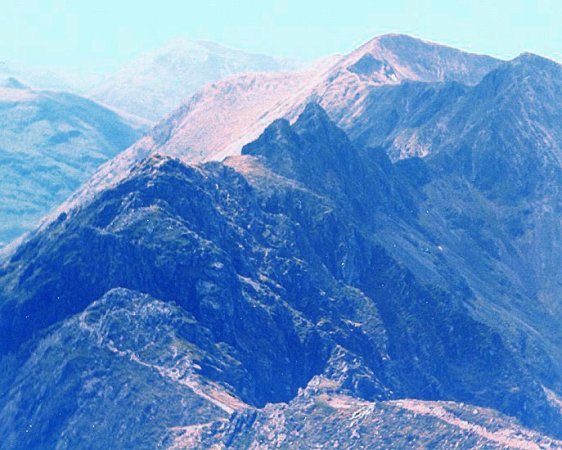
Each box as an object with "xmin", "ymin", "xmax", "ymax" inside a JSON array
[
  {"xmin": 2, "ymin": 32, "xmax": 561, "ymax": 95},
  {"xmin": 2, "ymin": 0, "xmax": 561, "ymax": 73}
]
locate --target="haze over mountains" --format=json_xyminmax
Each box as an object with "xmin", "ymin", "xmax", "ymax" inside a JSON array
[
  {"xmin": 1, "ymin": 33, "xmax": 562, "ymax": 449},
  {"xmin": 89, "ymin": 38, "xmax": 302, "ymax": 121},
  {"xmin": 0, "ymin": 83, "xmax": 146, "ymax": 248},
  {"xmin": 0, "ymin": 62, "xmax": 94, "ymax": 93}
]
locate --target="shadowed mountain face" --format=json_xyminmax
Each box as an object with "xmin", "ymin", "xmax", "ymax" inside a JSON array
[
  {"xmin": 348, "ymin": 54, "xmax": 562, "ymax": 337},
  {"xmin": 0, "ymin": 86, "xmax": 147, "ymax": 249},
  {"xmin": 352, "ymin": 53, "xmax": 562, "ymax": 172},
  {"xmin": 1, "ymin": 103, "xmax": 562, "ymax": 447}
]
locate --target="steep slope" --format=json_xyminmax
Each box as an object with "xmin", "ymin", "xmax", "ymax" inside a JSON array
[
  {"xmin": 139, "ymin": 57, "xmax": 340, "ymax": 162},
  {"xmin": 349, "ymin": 53, "xmax": 562, "ymax": 322},
  {"xmin": 89, "ymin": 38, "xmax": 301, "ymax": 121},
  {"xmin": 352, "ymin": 53, "xmax": 562, "ymax": 166},
  {"xmin": 1, "ymin": 105, "xmax": 561, "ymax": 446},
  {"xmin": 0, "ymin": 86, "xmax": 147, "ymax": 248}
]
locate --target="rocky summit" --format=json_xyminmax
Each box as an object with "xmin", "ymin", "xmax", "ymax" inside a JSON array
[{"xmin": 1, "ymin": 97, "xmax": 562, "ymax": 448}]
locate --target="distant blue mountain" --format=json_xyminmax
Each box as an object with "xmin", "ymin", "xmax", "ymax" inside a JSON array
[{"xmin": 0, "ymin": 86, "xmax": 147, "ymax": 249}]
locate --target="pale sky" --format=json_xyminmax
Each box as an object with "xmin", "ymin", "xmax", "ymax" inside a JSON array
[{"xmin": 1, "ymin": 0, "xmax": 561, "ymax": 74}]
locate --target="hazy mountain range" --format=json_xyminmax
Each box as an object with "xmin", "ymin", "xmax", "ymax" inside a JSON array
[
  {"xmin": 0, "ymin": 62, "xmax": 97, "ymax": 93},
  {"xmin": 88, "ymin": 38, "xmax": 302, "ymax": 121},
  {"xmin": 1, "ymin": 33, "xmax": 562, "ymax": 449},
  {"xmin": 0, "ymin": 83, "xmax": 146, "ymax": 248}
]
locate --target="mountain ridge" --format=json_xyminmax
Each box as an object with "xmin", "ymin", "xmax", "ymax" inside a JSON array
[
  {"xmin": 54, "ymin": 33, "xmax": 501, "ymax": 222},
  {"xmin": 2, "ymin": 34, "xmax": 562, "ymax": 448},
  {"xmin": 2, "ymin": 105, "xmax": 562, "ymax": 444}
]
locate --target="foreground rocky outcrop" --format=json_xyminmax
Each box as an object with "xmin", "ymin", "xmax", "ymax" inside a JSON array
[
  {"xmin": 173, "ymin": 380, "xmax": 562, "ymax": 450},
  {"xmin": 0, "ymin": 289, "xmax": 231, "ymax": 449}
]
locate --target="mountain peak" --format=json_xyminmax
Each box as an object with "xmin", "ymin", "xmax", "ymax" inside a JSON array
[
  {"xmin": 157, "ymin": 36, "xmax": 211, "ymax": 53},
  {"xmin": 259, "ymin": 117, "xmax": 295, "ymax": 144},
  {"xmin": 299, "ymin": 101, "xmax": 330, "ymax": 119},
  {"xmin": 369, "ymin": 33, "xmax": 431, "ymax": 46},
  {"xmin": 293, "ymin": 102, "xmax": 333, "ymax": 132},
  {"xmin": 509, "ymin": 51, "xmax": 562, "ymax": 71},
  {"xmin": 479, "ymin": 51, "xmax": 562, "ymax": 91},
  {"xmin": 242, "ymin": 103, "xmax": 339, "ymax": 160},
  {"xmin": 327, "ymin": 32, "xmax": 502, "ymax": 90},
  {"xmin": 240, "ymin": 103, "xmax": 370, "ymax": 200},
  {"xmin": 361, "ymin": 33, "xmax": 482, "ymax": 57}
]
